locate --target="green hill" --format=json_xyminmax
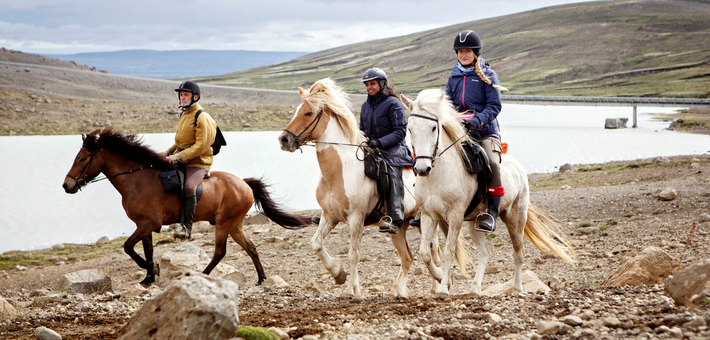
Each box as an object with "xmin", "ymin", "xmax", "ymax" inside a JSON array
[{"xmin": 194, "ymin": 0, "xmax": 710, "ymax": 98}]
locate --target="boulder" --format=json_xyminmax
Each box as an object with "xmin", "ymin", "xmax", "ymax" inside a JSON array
[
  {"xmin": 0, "ymin": 296, "xmax": 17, "ymax": 317},
  {"xmin": 482, "ymin": 270, "xmax": 550, "ymax": 295},
  {"xmin": 558, "ymin": 163, "xmax": 574, "ymax": 173},
  {"xmin": 245, "ymin": 213, "xmax": 270, "ymax": 225},
  {"xmin": 600, "ymin": 246, "xmax": 683, "ymax": 287},
  {"xmin": 658, "ymin": 188, "xmax": 677, "ymax": 201},
  {"xmin": 604, "ymin": 118, "xmax": 628, "ymax": 129},
  {"xmin": 35, "ymin": 327, "xmax": 62, "ymax": 340},
  {"xmin": 118, "ymin": 271, "xmax": 240, "ymax": 340},
  {"xmin": 96, "ymin": 236, "xmax": 111, "ymax": 245},
  {"xmin": 158, "ymin": 243, "xmax": 210, "ymax": 287},
  {"xmin": 665, "ymin": 258, "xmax": 710, "ymax": 307},
  {"xmin": 59, "ymin": 269, "xmax": 112, "ymax": 294}
]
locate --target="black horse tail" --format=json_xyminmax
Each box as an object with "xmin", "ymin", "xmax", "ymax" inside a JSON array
[{"xmin": 244, "ymin": 177, "xmax": 311, "ymax": 230}]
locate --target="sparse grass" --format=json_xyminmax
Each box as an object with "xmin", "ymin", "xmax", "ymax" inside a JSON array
[
  {"xmin": 486, "ymin": 233, "xmax": 497, "ymax": 240},
  {"xmin": 577, "ymin": 222, "xmax": 592, "ymax": 229},
  {"xmin": 236, "ymin": 325, "xmax": 280, "ymax": 340}
]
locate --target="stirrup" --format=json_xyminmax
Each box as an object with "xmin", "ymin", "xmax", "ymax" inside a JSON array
[
  {"xmin": 473, "ymin": 213, "xmax": 496, "ymax": 233},
  {"xmin": 378, "ymin": 216, "xmax": 393, "ymax": 233},
  {"xmin": 173, "ymin": 225, "xmax": 192, "ymax": 240}
]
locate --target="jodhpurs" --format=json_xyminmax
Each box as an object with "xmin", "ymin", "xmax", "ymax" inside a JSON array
[
  {"xmin": 184, "ymin": 167, "xmax": 207, "ymax": 197},
  {"xmin": 481, "ymin": 137, "xmax": 502, "ymax": 188},
  {"xmin": 386, "ymin": 165, "xmax": 405, "ymax": 222}
]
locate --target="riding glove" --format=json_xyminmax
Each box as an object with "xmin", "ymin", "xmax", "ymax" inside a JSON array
[
  {"xmin": 465, "ymin": 120, "xmax": 480, "ymax": 131},
  {"xmin": 367, "ymin": 139, "xmax": 382, "ymax": 148}
]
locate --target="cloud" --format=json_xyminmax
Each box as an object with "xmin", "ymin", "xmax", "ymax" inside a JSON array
[{"xmin": 0, "ymin": 0, "xmax": 599, "ymax": 54}]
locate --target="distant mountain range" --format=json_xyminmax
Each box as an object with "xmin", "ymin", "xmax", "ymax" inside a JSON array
[{"xmin": 42, "ymin": 49, "xmax": 307, "ymax": 79}]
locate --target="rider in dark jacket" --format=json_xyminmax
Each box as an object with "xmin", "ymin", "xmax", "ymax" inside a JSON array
[
  {"xmin": 360, "ymin": 68, "xmax": 413, "ymax": 234},
  {"xmin": 446, "ymin": 30, "xmax": 508, "ymax": 233}
]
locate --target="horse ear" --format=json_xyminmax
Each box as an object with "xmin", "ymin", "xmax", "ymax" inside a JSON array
[
  {"xmin": 299, "ymin": 87, "xmax": 306, "ymax": 96},
  {"xmin": 81, "ymin": 134, "xmax": 86, "ymax": 141},
  {"xmin": 399, "ymin": 94, "xmax": 414, "ymax": 111}
]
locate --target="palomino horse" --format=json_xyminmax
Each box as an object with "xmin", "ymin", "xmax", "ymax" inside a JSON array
[
  {"xmin": 401, "ymin": 89, "xmax": 576, "ymax": 297},
  {"xmin": 63, "ymin": 127, "xmax": 309, "ymax": 287},
  {"xmin": 278, "ymin": 78, "xmax": 466, "ymax": 297}
]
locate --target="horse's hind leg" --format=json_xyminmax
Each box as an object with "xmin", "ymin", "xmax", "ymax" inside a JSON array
[
  {"xmin": 311, "ymin": 212, "xmax": 347, "ymax": 286},
  {"xmin": 229, "ymin": 219, "xmax": 267, "ymax": 286},
  {"xmin": 202, "ymin": 221, "xmax": 231, "ymax": 276},
  {"xmin": 502, "ymin": 202, "xmax": 528, "ymax": 294},
  {"xmin": 465, "ymin": 222, "xmax": 489, "ymax": 296},
  {"xmin": 388, "ymin": 223, "xmax": 413, "ymax": 298}
]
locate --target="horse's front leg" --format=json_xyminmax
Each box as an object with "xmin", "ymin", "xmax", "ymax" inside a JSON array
[
  {"xmin": 344, "ymin": 217, "xmax": 365, "ymax": 298},
  {"xmin": 434, "ymin": 218, "xmax": 463, "ymax": 299},
  {"xmin": 124, "ymin": 224, "xmax": 156, "ymax": 286},
  {"xmin": 388, "ymin": 223, "xmax": 413, "ymax": 298},
  {"xmin": 419, "ymin": 214, "xmax": 444, "ymax": 286},
  {"xmin": 311, "ymin": 212, "xmax": 347, "ymax": 285},
  {"xmin": 465, "ymin": 223, "xmax": 489, "ymax": 296}
]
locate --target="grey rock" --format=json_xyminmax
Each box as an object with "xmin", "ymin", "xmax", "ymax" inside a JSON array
[
  {"xmin": 602, "ymin": 316, "xmax": 621, "ymax": 328},
  {"xmin": 600, "ymin": 246, "xmax": 683, "ymax": 287},
  {"xmin": 665, "ymin": 258, "xmax": 710, "ymax": 307},
  {"xmin": 0, "ymin": 296, "xmax": 17, "ymax": 317},
  {"xmin": 59, "ymin": 269, "xmax": 112, "ymax": 294},
  {"xmin": 559, "ymin": 163, "xmax": 574, "ymax": 173},
  {"xmin": 658, "ymin": 188, "xmax": 678, "ymax": 201},
  {"xmin": 35, "ymin": 327, "xmax": 62, "ymax": 340}
]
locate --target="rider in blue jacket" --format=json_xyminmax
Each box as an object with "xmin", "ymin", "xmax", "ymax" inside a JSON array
[
  {"xmin": 447, "ymin": 30, "xmax": 508, "ymax": 232},
  {"xmin": 360, "ymin": 68, "xmax": 413, "ymax": 234}
]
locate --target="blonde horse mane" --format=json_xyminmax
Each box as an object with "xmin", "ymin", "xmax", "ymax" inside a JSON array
[
  {"xmin": 413, "ymin": 89, "xmax": 471, "ymax": 156},
  {"xmin": 301, "ymin": 78, "xmax": 363, "ymax": 144}
]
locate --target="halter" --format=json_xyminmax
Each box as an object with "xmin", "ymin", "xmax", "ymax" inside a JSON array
[
  {"xmin": 410, "ymin": 112, "xmax": 465, "ymax": 167},
  {"xmin": 282, "ymin": 110, "xmax": 323, "ymax": 148}
]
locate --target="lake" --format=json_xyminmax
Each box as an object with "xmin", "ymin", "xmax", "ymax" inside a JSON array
[{"xmin": 1, "ymin": 104, "xmax": 708, "ymax": 253}]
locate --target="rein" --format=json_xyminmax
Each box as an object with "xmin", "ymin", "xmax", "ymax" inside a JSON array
[{"xmin": 409, "ymin": 112, "xmax": 465, "ymax": 167}]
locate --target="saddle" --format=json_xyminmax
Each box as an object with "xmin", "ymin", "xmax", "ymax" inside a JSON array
[
  {"xmin": 158, "ymin": 165, "xmax": 207, "ymax": 203},
  {"xmin": 460, "ymin": 136, "xmax": 492, "ymax": 220}
]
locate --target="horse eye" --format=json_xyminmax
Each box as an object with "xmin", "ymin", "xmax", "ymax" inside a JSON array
[
  {"xmin": 79, "ymin": 157, "xmax": 87, "ymax": 162},
  {"xmin": 432, "ymin": 126, "xmax": 437, "ymax": 132},
  {"xmin": 305, "ymin": 112, "xmax": 313, "ymax": 117}
]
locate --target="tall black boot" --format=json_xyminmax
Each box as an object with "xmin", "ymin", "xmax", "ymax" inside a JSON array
[
  {"xmin": 478, "ymin": 194, "xmax": 501, "ymax": 232},
  {"xmin": 409, "ymin": 212, "xmax": 421, "ymax": 227},
  {"xmin": 174, "ymin": 195, "xmax": 197, "ymax": 240}
]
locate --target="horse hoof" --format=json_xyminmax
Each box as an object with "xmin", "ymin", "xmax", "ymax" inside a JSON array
[
  {"xmin": 333, "ymin": 270, "xmax": 348, "ymax": 285},
  {"xmin": 140, "ymin": 275, "xmax": 155, "ymax": 287}
]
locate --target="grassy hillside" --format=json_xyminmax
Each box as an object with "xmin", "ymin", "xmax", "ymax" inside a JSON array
[{"xmin": 194, "ymin": 0, "xmax": 710, "ymax": 98}]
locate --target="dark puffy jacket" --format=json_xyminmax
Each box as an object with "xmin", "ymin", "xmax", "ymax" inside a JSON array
[
  {"xmin": 360, "ymin": 93, "xmax": 414, "ymax": 167},
  {"xmin": 445, "ymin": 58, "xmax": 502, "ymax": 138}
]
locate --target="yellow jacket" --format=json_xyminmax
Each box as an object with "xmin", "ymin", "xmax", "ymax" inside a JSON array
[{"xmin": 166, "ymin": 103, "xmax": 217, "ymax": 170}]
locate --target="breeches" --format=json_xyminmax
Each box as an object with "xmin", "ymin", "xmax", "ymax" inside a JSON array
[
  {"xmin": 184, "ymin": 167, "xmax": 207, "ymax": 197},
  {"xmin": 481, "ymin": 137, "xmax": 502, "ymax": 188},
  {"xmin": 386, "ymin": 165, "xmax": 405, "ymax": 221}
]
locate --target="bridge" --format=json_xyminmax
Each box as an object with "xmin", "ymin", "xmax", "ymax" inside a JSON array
[{"xmin": 501, "ymin": 95, "xmax": 710, "ymax": 128}]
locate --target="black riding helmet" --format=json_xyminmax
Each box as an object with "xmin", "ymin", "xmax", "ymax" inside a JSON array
[
  {"xmin": 175, "ymin": 81, "xmax": 201, "ymax": 109},
  {"xmin": 453, "ymin": 30, "xmax": 481, "ymax": 56},
  {"xmin": 361, "ymin": 68, "xmax": 388, "ymax": 92}
]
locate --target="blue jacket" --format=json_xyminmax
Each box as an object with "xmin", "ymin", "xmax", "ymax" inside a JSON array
[
  {"xmin": 445, "ymin": 59, "xmax": 502, "ymax": 138},
  {"xmin": 360, "ymin": 93, "xmax": 414, "ymax": 167}
]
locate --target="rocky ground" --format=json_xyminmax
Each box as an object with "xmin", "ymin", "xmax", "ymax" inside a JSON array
[
  {"xmin": 1, "ymin": 155, "xmax": 709, "ymax": 340},
  {"xmin": 1, "ymin": 48, "xmax": 710, "ymax": 340}
]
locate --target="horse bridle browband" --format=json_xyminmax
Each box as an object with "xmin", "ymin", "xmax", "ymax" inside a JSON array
[
  {"xmin": 66, "ymin": 145, "xmax": 151, "ymax": 190},
  {"xmin": 410, "ymin": 112, "xmax": 466, "ymax": 167},
  {"xmin": 283, "ymin": 110, "xmax": 323, "ymax": 148}
]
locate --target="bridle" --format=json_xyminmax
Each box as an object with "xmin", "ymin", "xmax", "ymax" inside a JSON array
[
  {"xmin": 410, "ymin": 111, "xmax": 465, "ymax": 167},
  {"xmin": 66, "ymin": 146, "xmax": 97, "ymax": 189},
  {"xmin": 283, "ymin": 110, "xmax": 323, "ymax": 148}
]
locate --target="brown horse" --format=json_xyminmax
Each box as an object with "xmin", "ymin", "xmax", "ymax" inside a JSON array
[{"xmin": 62, "ymin": 127, "xmax": 309, "ymax": 287}]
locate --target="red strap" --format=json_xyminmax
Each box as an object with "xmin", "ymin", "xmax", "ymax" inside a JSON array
[{"xmin": 487, "ymin": 186, "xmax": 505, "ymax": 196}]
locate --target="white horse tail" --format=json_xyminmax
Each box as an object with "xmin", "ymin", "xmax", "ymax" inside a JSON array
[
  {"xmin": 455, "ymin": 236, "xmax": 471, "ymax": 276},
  {"xmin": 524, "ymin": 204, "xmax": 577, "ymax": 264}
]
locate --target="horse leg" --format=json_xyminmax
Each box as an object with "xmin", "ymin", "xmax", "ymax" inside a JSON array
[
  {"xmin": 202, "ymin": 222, "xmax": 230, "ymax": 276},
  {"xmin": 343, "ymin": 218, "xmax": 365, "ymax": 298},
  {"xmin": 229, "ymin": 219, "xmax": 267, "ymax": 286},
  {"xmin": 418, "ymin": 214, "xmax": 444, "ymax": 294},
  {"xmin": 434, "ymin": 219, "xmax": 463, "ymax": 299},
  {"xmin": 388, "ymin": 223, "xmax": 413, "ymax": 298},
  {"xmin": 465, "ymin": 222, "xmax": 489, "ymax": 296},
  {"xmin": 123, "ymin": 224, "xmax": 156, "ymax": 286},
  {"xmin": 311, "ymin": 212, "xmax": 347, "ymax": 286},
  {"xmin": 502, "ymin": 204, "xmax": 527, "ymax": 294}
]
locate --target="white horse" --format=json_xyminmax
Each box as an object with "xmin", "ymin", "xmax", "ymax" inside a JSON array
[{"xmin": 401, "ymin": 89, "xmax": 576, "ymax": 297}]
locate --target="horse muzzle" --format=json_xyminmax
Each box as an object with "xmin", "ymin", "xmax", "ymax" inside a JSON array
[
  {"xmin": 278, "ymin": 132, "xmax": 299, "ymax": 152},
  {"xmin": 63, "ymin": 178, "xmax": 80, "ymax": 194},
  {"xmin": 413, "ymin": 160, "xmax": 433, "ymax": 177}
]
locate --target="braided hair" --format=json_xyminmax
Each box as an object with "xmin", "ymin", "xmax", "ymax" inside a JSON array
[{"xmin": 473, "ymin": 56, "xmax": 508, "ymax": 91}]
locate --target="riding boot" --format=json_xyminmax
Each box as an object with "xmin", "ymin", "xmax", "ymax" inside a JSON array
[
  {"xmin": 478, "ymin": 194, "xmax": 501, "ymax": 233},
  {"xmin": 311, "ymin": 210, "xmax": 322, "ymax": 225},
  {"xmin": 409, "ymin": 212, "xmax": 421, "ymax": 227},
  {"xmin": 174, "ymin": 195, "xmax": 197, "ymax": 240},
  {"xmin": 380, "ymin": 165, "xmax": 404, "ymax": 234}
]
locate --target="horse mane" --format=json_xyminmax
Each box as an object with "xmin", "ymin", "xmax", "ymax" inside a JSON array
[
  {"xmin": 84, "ymin": 126, "xmax": 175, "ymax": 170},
  {"xmin": 414, "ymin": 89, "xmax": 471, "ymax": 154},
  {"xmin": 302, "ymin": 78, "xmax": 364, "ymax": 144}
]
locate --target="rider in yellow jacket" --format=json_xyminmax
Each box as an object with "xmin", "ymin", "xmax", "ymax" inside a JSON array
[{"xmin": 164, "ymin": 81, "xmax": 217, "ymax": 239}]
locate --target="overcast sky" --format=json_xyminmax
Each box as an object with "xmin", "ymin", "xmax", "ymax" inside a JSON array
[{"xmin": 1, "ymin": 0, "xmax": 599, "ymax": 55}]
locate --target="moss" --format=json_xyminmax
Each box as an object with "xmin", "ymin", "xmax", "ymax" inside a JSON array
[{"xmin": 236, "ymin": 325, "xmax": 280, "ymax": 340}]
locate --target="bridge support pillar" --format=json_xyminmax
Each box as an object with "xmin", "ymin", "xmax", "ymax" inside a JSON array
[{"xmin": 632, "ymin": 106, "xmax": 637, "ymax": 128}]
